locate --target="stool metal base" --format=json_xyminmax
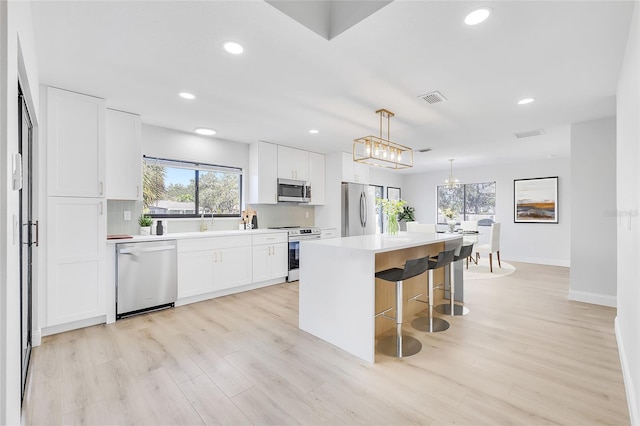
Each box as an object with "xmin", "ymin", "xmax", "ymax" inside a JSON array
[
  {"xmin": 411, "ymin": 316, "xmax": 450, "ymax": 333},
  {"xmin": 376, "ymin": 334, "xmax": 422, "ymax": 358},
  {"xmin": 435, "ymin": 303, "xmax": 470, "ymax": 316}
]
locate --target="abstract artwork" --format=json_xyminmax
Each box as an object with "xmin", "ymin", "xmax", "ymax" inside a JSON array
[{"xmin": 514, "ymin": 177, "xmax": 558, "ymax": 223}]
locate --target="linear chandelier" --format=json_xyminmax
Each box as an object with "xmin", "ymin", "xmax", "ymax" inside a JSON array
[{"xmin": 353, "ymin": 108, "xmax": 413, "ymax": 169}]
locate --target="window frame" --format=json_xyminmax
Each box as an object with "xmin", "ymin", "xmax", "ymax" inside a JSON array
[
  {"xmin": 436, "ymin": 181, "xmax": 496, "ymax": 224},
  {"xmin": 143, "ymin": 156, "xmax": 243, "ymax": 219}
]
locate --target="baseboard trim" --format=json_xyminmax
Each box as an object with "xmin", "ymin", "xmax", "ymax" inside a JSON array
[
  {"xmin": 615, "ymin": 317, "xmax": 639, "ymax": 426},
  {"xmin": 175, "ymin": 277, "xmax": 286, "ymax": 307},
  {"xmin": 32, "ymin": 329, "xmax": 42, "ymax": 347},
  {"xmin": 568, "ymin": 290, "xmax": 617, "ymax": 307},
  {"xmin": 506, "ymin": 256, "xmax": 570, "ymax": 267},
  {"xmin": 42, "ymin": 315, "xmax": 107, "ymax": 337}
]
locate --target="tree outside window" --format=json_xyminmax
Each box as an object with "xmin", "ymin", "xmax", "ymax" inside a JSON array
[
  {"xmin": 437, "ymin": 182, "xmax": 495, "ymax": 223},
  {"xmin": 143, "ymin": 157, "xmax": 241, "ymax": 217}
]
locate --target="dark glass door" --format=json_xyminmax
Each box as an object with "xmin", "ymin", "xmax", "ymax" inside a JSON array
[{"xmin": 19, "ymin": 85, "xmax": 34, "ymax": 400}]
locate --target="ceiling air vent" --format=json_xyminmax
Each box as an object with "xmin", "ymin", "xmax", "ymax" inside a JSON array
[
  {"xmin": 514, "ymin": 129, "xmax": 545, "ymax": 139},
  {"xmin": 419, "ymin": 91, "xmax": 447, "ymax": 104},
  {"xmin": 417, "ymin": 147, "xmax": 433, "ymax": 153}
]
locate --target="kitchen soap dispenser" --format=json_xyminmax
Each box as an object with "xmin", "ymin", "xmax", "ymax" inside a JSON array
[{"xmin": 156, "ymin": 220, "xmax": 164, "ymax": 235}]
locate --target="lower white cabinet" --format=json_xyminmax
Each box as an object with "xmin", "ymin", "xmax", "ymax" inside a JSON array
[
  {"xmin": 177, "ymin": 235, "xmax": 252, "ymax": 299},
  {"xmin": 252, "ymin": 233, "xmax": 288, "ymax": 283},
  {"xmin": 46, "ymin": 197, "xmax": 106, "ymax": 326}
]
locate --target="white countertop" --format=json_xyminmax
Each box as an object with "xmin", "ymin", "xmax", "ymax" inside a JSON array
[
  {"xmin": 302, "ymin": 231, "xmax": 462, "ymax": 253},
  {"xmin": 106, "ymin": 228, "xmax": 289, "ymax": 244}
]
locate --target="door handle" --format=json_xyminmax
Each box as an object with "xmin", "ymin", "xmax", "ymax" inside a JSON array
[{"xmin": 33, "ymin": 220, "xmax": 39, "ymax": 247}]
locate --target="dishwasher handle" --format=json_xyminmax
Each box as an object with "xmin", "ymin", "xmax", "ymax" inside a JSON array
[{"xmin": 119, "ymin": 244, "xmax": 176, "ymax": 255}]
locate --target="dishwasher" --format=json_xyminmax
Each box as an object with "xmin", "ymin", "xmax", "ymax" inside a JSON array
[{"xmin": 117, "ymin": 240, "xmax": 177, "ymax": 319}]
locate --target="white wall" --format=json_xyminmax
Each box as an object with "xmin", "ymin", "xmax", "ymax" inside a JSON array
[
  {"xmin": 615, "ymin": 3, "xmax": 640, "ymax": 424},
  {"xmin": 1, "ymin": 1, "xmax": 40, "ymax": 424},
  {"xmin": 403, "ymin": 157, "xmax": 571, "ymax": 266},
  {"xmin": 569, "ymin": 117, "xmax": 617, "ymax": 307}
]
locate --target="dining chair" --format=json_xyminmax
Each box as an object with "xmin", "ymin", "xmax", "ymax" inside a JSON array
[
  {"xmin": 475, "ymin": 222, "xmax": 501, "ymax": 272},
  {"xmin": 406, "ymin": 222, "xmax": 437, "ymax": 233}
]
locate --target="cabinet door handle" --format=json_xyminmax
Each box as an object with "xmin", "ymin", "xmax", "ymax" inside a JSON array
[
  {"xmin": 99, "ymin": 201, "xmax": 104, "ymax": 215},
  {"xmin": 99, "ymin": 181, "xmax": 104, "ymax": 195},
  {"xmin": 136, "ymin": 185, "xmax": 139, "ymax": 198},
  {"xmin": 219, "ymin": 251, "xmax": 223, "ymax": 262}
]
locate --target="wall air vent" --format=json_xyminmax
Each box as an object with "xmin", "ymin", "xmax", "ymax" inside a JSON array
[
  {"xmin": 417, "ymin": 147, "xmax": 433, "ymax": 153},
  {"xmin": 514, "ymin": 129, "xmax": 545, "ymax": 139},
  {"xmin": 419, "ymin": 91, "xmax": 447, "ymax": 104}
]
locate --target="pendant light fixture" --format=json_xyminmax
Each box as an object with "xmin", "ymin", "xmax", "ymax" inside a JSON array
[
  {"xmin": 445, "ymin": 159, "xmax": 461, "ymax": 186},
  {"xmin": 353, "ymin": 108, "xmax": 413, "ymax": 169}
]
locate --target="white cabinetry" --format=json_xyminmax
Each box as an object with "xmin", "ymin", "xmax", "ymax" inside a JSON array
[
  {"xmin": 106, "ymin": 109, "xmax": 142, "ymax": 200},
  {"xmin": 278, "ymin": 145, "xmax": 309, "ymax": 181},
  {"xmin": 46, "ymin": 197, "xmax": 106, "ymax": 326},
  {"xmin": 46, "ymin": 87, "xmax": 106, "ymax": 197},
  {"xmin": 321, "ymin": 228, "xmax": 338, "ymax": 239},
  {"xmin": 341, "ymin": 152, "xmax": 369, "ymax": 184},
  {"xmin": 249, "ymin": 141, "xmax": 278, "ymax": 204},
  {"xmin": 45, "ymin": 87, "xmax": 107, "ymax": 333},
  {"xmin": 252, "ymin": 233, "xmax": 288, "ymax": 283},
  {"xmin": 177, "ymin": 235, "xmax": 252, "ymax": 299},
  {"xmin": 308, "ymin": 152, "xmax": 325, "ymax": 205}
]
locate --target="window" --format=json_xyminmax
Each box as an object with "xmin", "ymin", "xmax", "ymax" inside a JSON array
[
  {"xmin": 143, "ymin": 156, "xmax": 242, "ymax": 217},
  {"xmin": 436, "ymin": 181, "xmax": 496, "ymax": 223}
]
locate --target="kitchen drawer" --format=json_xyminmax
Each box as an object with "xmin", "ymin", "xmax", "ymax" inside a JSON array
[
  {"xmin": 178, "ymin": 235, "xmax": 252, "ymax": 253},
  {"xmin": 252, "ymin": 233, "xmax": 288, "ymax": 246},
  {"xmin": 321, "ymin": 228, "xmax": 338, "ymax": 239}
]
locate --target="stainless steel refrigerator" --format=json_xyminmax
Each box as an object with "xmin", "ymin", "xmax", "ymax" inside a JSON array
[{"xmin": 341, "ymin": 183, "xmax": 376, "ymax": 237}]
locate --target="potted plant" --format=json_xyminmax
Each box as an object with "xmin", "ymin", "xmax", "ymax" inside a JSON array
[
  {"xmin": 397, "ymin": 204, "xmax": 416, "ymax": 231},
  {"xmin": 138, "ymin": 214, "xmax": 153, "ymax": 235},
  {"xmin": 442, "ymin": 207, "xmax": 457, "ymax": 233},
  {"xmin": 376, "ymin": 198, "xmax": 406, "ymax": 235}
]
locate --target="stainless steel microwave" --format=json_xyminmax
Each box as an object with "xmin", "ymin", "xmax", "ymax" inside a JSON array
[{"xmin": 277, "ymin": 178, "xmax": 311, "ymax": 203}]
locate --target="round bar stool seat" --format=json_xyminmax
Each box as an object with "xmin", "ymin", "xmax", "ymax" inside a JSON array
[
  {"xmin": 375, "ymin": 257, "xmax": 430, "ymax": 358},
  {"xmin": 435, "ymin": 243, "xmax": 474, "ymax": 316},
  {"xmin": 411, "ymin": 249, "xmax": 455, "ymax": 333}
]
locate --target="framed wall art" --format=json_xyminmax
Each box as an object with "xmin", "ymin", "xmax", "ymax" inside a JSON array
[
  {"xmin": 387, "ymin": 186, "xmax": 401, "ymax": 201},
  {"xmin": 514, "ymin": 176, "xmax": 558, "ymax": 223}
]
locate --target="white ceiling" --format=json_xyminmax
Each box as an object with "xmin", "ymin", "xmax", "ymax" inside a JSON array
[{"xmin": 30, "ymin": 1, "xmax": 633, "ymax": 174}]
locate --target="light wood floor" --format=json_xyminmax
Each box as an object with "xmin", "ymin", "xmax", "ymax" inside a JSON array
[{"xmin": 22, "ymin": 262, "xmax": 630, "ymax": 425}]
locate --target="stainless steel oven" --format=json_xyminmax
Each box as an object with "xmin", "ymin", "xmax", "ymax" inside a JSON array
[{"xmin": 269, "ymin": 226, "xmax": 321, "ymax": 282}]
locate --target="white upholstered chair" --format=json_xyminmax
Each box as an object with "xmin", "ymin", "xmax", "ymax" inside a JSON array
[
  {"xmin": 406, "ymin": 222, "xmax": 437, "ymax": 233},
  {"xmin": 475, "ymin": 223, "xmax": 501, "ymax": 272},
  {"xmin": 460, "ymin": 220, "xmax": 478, "ymax": 245}
]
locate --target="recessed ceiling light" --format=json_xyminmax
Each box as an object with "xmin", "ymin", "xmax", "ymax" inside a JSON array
[
  {"xmin": 309, "ymin": 129, "xmax": 319, "ymax": 134},
  {"xmin": 518, "ymin": 98, "xmax": 535, "ymax": 105},
  {"xmin": 195, "ymin": 128, "xmax": 216, "ymax": 136},
  {"xmin": 223, "ymin": 41, "xmax": 244, "ymax": 55},
  {"xmin": 179, "ymin": 92, "xmax": 195, "ymax": 100},
  {"xmin": 464, "ymin": 8, "xmax": 491, "ymax": 25}
]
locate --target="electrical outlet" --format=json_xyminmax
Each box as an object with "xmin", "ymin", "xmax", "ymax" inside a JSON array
[{"xmin": 124, "ymin": 211, "xmax": 131, "ymax": 221}]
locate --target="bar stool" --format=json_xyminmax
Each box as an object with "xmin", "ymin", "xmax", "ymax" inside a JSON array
[
  {"xmin": 435, "ymin": 244, "xmax": 474, "ymax": 316},
  {"xmin": 410, "ymin": 249, "xmax": 456, "ymax": 333},
  {"xmin": 374, "ymin": 256, "xmax": 430, "ymax": 357}
]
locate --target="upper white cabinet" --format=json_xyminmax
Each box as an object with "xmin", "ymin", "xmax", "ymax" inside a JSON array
[
  {"xmin": 278, "ymin": 145, "xmax": 309, "ymax": 181},
  {"xmin": 46, "ymin": 197, "xmax": 106, "ymax": 326},
  {"xmin": 341, "ymin": 152, "xmax": 369, "ymax": 184},
  {"xmin": 46, "ymin": 87, "xmax": 106, "ymax": 197},
  {"xmin": 308, "ymin": 152, "xmax": 325, "ymax": 205},
  {"xmin": 249, "ymin": 141, "xmax": 278, "ymax": 204},
  {"xmin": 106, "ymin": 109, "xmax": 142, "ymax": 200}
]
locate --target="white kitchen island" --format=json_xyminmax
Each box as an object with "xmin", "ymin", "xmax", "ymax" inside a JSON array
[{"xmin": 299, "ymin": 232, "xmax": 463, "ymax": 363}]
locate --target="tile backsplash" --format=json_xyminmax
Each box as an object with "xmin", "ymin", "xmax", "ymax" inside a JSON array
[{"xmin": 107, "ymin": 201, "xmax": 316, "ymax": 236}]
